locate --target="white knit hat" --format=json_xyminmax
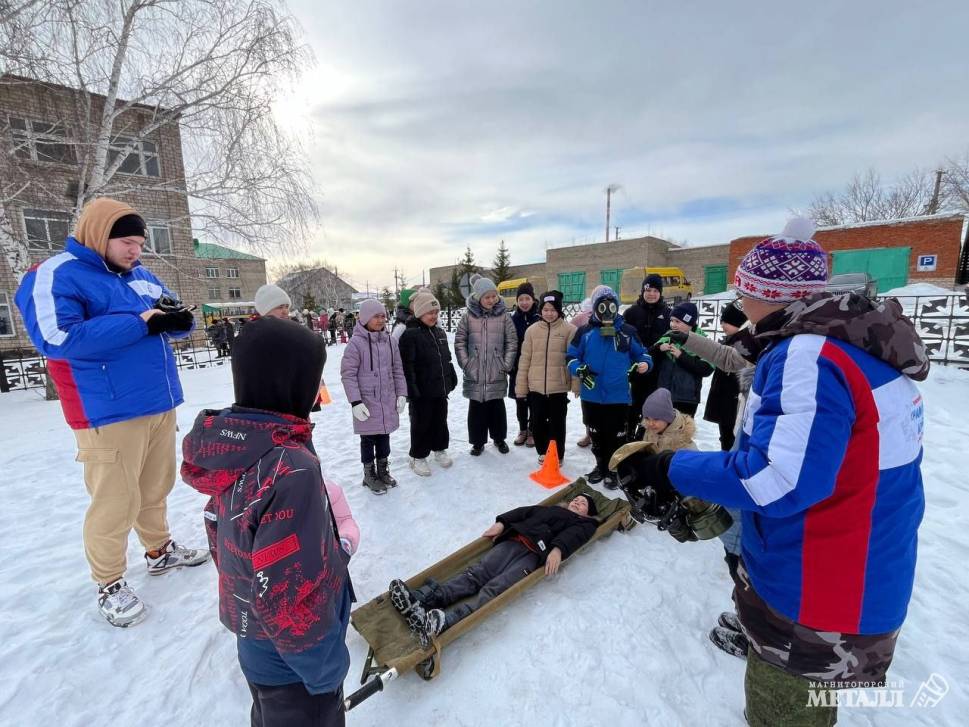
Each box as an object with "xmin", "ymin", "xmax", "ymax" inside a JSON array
[{"xmin": 254, "ymin": 284, "xmax": 292, "ymax": 316}]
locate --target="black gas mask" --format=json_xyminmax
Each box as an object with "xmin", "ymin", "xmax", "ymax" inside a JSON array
[{"xmin": 595, "ymin": 296, "xmax": 619, "ymax": 336}]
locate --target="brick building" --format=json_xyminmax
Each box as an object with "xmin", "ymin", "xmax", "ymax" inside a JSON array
[
  {"xmin": 428, "ymin": 235, "xmax": 732, "ymax": 303},
  {"xmin": 0, "ymin": 76, "xmax": 205, "ymax": 350},
  {"xmin": 729, "ymin": 214, "xmax": 968, "ymax": 293},
  {"xmin": 194, "ymin": 240, "xmax": 267, "ymax": 322}
]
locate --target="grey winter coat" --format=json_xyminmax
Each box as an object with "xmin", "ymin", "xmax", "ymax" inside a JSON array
[
  {"xmin": 340, "ymin": 321, "xmax": 408, "ymax": 435},
  {"xmin": 454, "ymin": 299, "xmax": 518, "ymax": 402}
]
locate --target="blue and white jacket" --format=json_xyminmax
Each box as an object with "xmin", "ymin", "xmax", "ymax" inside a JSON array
[
  {"xmin": 15, "ymin": 237, "xmax": 190, "ymax": 429},
  {"xmin": 670, "ymin": 332, "xmax": 925, "ymax": 634},
  {"xmin": 566, "ymin": 313, "xmax": 652, "ymax": 405}
]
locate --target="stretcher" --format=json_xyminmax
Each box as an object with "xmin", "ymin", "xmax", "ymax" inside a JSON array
[{"xmin": 344, "ymin": 478, "xmax": 634, "ymax": 710}]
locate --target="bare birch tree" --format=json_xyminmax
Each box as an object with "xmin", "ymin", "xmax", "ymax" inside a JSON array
[
  {"xmin": 0, "ymin": 0, "xmax": 318, "ymax": 282},
  {"xmin": 943, "ymin": 151, "xmax": 969, "ymax": 213},
  {"xmin": 807, "ymin": 168, "xmax": 944, "ymax": 226}
]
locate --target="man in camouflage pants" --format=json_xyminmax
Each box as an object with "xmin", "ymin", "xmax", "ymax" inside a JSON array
[{"xmin": 629, "ymin": 220, "xmax": 928, "ymax": 725}]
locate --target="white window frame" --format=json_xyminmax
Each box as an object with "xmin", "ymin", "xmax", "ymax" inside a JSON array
[
  {"xmin": 208, "ymin": 287, "xmax": 222, "ymax": 300},
  {"xmin": 145, "ymin": 223, "xmax": 172, "ymax": 255},
  {"xmin": 228, "ymin": 287, "xmax": 242, "ymax": 300},
  {"xmin": 8, "ymin": 116, "xmax": 76, "ymax": 164},
  {"xmin": 205, "ymin": 266, "xmax": 220, "ymax": 279},
  {"xmin": 108, "ymin": 135, "xmax": 160, "ymax": 177},
  {"xmin": 22, "ymin": 208, "xmax": 72, "ymax": 251},
  {"xmin": 226, "ymin": 267, "xmax": 239, "ymax": 279},
  {"xmin": 0, "ymin": 291, "xmax": 15, "ymax": 337}
]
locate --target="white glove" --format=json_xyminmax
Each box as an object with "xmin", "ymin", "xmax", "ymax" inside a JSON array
[
  {"xmin": 352, "ymin": 403, "xmax": 371, "ymax": 421},
  {"xmin": 396, "ymin": 395, "xmax": 407, "ymax": 413}
]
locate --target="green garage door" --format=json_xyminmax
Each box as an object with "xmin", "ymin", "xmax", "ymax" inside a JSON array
[
  {"xmin": 831, "ymin": 247, "xmax": 910, "ymax": 293},
  {"xmin": 703, "ymin": 264, "xmax": 728, "ymax": 295},
  {"xmin": 600, "ymin": 268, "xmax": 622, "ymax": 289},
  {"xmin": 557, "ymin": 272, "xmax": 587, "ymax": 303}
]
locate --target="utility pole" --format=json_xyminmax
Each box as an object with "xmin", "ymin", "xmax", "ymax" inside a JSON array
[
  {"xmin": 615, "ymin": 226, "xmax": 620, "ymax": 240},
  {"xmin": 927, "ymin": 169, "xmax": 945, "ymax": 215},
  {"xmin": 605, "ymin": 184, "xmax": 621, "ymax": 242}
]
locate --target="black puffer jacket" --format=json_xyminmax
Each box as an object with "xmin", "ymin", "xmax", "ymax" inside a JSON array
[
  {"xmin": 703, "ymin": 329, "xmax": 747, "ymax": 425},
  {"xmin": 623, "ymin": 297, "xmax": 671, "ymax": 349},
  {"xmin": 654, "ymin": 346, "xmax": 714, "ymax": 407},
  {"xmin": 507, "ymin": 306, "xmax": 540, "ymax": 399},
  {"xmin": 495, "ymin": 504, "xmax": 598, "ymax": 561},
  {"xmin": 398, "ymin": 318, "xmax": 458, "ymax": 399}
]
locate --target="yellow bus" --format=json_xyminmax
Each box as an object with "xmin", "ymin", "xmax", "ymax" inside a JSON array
[
  {"xmin": 619, "ymin": 267, "xmax": 693, "ymax": 304},
  {"xmin": 497, "ymin": 276, "xmax": 548, "ymax": 309}
]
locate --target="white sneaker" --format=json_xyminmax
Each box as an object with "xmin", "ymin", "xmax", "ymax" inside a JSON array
[
  {"xmin": 98, "ymin": 579, "xmax": 147, "ymax": 628},
  {"xmin": 145, "ymin": 540, "xmax": 210, "ymax": 576},
  {"xmin": 410, "ymin": 457, "xmax": 432, "ymax": 477},
  {"xmin": 433, "ymin": 450, "xmax": 453, "ymax": 468}
]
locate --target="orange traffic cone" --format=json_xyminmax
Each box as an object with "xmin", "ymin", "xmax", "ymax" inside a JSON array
[
  {"xmin": 317, "ymin": 383, "xmax": 333, "ymax": 406},
  {"xmin": 529, "ymin": 440, "xmax": 570, "ymax": 489}
]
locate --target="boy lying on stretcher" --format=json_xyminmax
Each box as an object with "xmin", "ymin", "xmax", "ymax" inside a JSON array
[{"xmin": 390, "ymin": 495, "xmax": 599, "ymax": 647}]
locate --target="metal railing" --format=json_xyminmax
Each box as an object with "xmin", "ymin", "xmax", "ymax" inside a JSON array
[{"xmin": 3, "ymin": 293, "xmax": 968, "ymax": 393}]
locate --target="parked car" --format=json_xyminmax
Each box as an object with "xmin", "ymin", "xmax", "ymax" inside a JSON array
[{"xmin": 826, "ymin": 272, "xmax": 878, "ymax": 298}]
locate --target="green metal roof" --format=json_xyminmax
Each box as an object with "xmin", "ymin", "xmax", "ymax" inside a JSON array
[{"xmin": 193, "ymin": 239, "xmax": 265, "ymax": 261}]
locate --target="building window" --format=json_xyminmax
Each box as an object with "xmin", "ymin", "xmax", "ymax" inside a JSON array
[
  {"xmin": 208, "ymin": 287, "xmax": 221, "ymax": 300},
  {"xmin": 226, "ymin": 267, "xmax": 239, "ymax": 279},
  {"xmin": 146, "ymin": 224, "xmax": 172, "ymax": 255},
  {"xmin": 0, "ymin": 291, "xmax": 14, "ymax": 337},
  {"xmin": 228, "ymin": 287, "xmax": 242, "ymax": 300},
  {"xmin": 205, "ymin": 267, "xmax": 219, "ymax": 279},
  {"xmin": 108, "ymin": 136, "xmax": 160, "ymax": 177},
  {"xmin": 23, "ymin": 208, "xmax": 72, "ymax": 251},
  {"xmin": 9, "ymin": 117, "xmax": 76, "ymax": 164}
]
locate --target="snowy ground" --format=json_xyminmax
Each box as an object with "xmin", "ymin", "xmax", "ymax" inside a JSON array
[{"xmin": 1, "ymin": 341, "xmax": 967, "ymax": 727}]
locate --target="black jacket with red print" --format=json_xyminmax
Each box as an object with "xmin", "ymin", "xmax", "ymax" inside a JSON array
[{"xmin": 181, "ymin": 406, "xmax": 349, "ymax": 654}]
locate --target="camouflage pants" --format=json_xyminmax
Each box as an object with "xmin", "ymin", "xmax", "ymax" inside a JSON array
[{"xmin": 745, "ymin": 649, "xmax": 837, "ymax": 727}]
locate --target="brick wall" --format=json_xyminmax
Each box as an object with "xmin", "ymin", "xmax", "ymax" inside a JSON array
[
  {"xmin": 546, "ymin": 236, "xmax": 674, "ymax": 298},
  {"xmin": 665, "ymin": 244, "xmax": 731, "ymax": 295},
  {"xmin": 728, "ymin": 215, "xmax": 966, "ymax": 290}
]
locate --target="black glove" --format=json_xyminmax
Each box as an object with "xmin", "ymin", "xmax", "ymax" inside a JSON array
[
  {"xmin": 146, "ymin": 309, "xmax": 195, "ymax": 335},
  {"xmin": 154, "ymin": 295, "xmax": 191, "ymax": 314},
  {"xmin": 575, "ymin": 364, "xmax": 596, "ymax": 390},
  {"xmin": 665, "ymin": 329, "xmax": 688, "ymax": 346},
  {"xmin": 617, "ymin": 450, "xmax": 675, "ymax": 499}
]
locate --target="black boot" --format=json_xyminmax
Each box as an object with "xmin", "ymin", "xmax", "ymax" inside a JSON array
[
  {"xmin": 470, "ymin": 444, "xmax": 484, "ymax": 456},
  {"xmin": 376, "ymin": 457, "xmax": 398, "ymax": 487},
  {"xmin": 362, "ymin": 462, "xmax": 388, "ymax": 495},
  {"xmin": 585, "ymin": 466, "xmax": 604, "ymax": 484},
  {"xmin": 495, "ymin": 440, "xmax": 510, "ymax": 454}
]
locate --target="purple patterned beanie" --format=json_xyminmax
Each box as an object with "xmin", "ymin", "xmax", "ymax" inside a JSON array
[{"xmin": 734, "ymin": 218, "xmax": 828, "ymax": 303}]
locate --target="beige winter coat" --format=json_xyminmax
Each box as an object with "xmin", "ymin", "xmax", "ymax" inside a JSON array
[
  {"xmin": 515, "ymin": 318, "xmax": 576, "ymax": 396},
  {"xmin": 641, "ymin": 411, "xmax": 698, "ymax": 452}
]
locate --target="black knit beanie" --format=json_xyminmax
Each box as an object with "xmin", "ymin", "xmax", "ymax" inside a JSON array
[
  {"xmin": 231, "ymin": 317, "xmax": 326, "ymax": 419},
  {"xmin": 516, "ymin": 281, "xmax": 536, "ymax": 300},
  {"xmin": 108, "ymin": 213, "xmax": 147, "ymax": 239},
  {"xmin": 576, "ymin": 493, "xmax": 598, "ymax": 518},
  {"xmin": 539, "ymin": 290, "xmax": 564, "ymax": 317},
  {"xmin": 720, "ymin": 301, "xmax": 748, "ymax": 328},
  {"xmin": 642, "ymin": 274, "xmax": 663, "ymax": 293}
]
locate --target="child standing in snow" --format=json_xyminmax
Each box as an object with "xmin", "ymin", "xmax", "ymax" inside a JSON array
[
  {"xmin": 398, "ymin": 290, "xmax": 459, "ymax": 476},
  {"xmin": 569, "ymin": 297, "xmax": 594, "ymax": 448},
  {"xmin": 567, "ymin": 285, "xmax": 652, "ymax": 488},
  {"xmin": 509, "ymin": 281, "xmax": 540, "ymax": 447},
  {"xmin": 515, "ymin": 290, "xmax": 576, "ymax": 464},
  {"xmin": 650, "ymin": 301, "xmax": 714, "ymax": 417},
  {"xmin": 340, "ymin": 299, "xmax": 408, "ymax": 495},
  {"xmin": 454, "ymin": 274, "xmax": 518, "ymax": 456},
  {"xmin": 181, "ymin": 317, "xmax": 353, "ymax": 726}
]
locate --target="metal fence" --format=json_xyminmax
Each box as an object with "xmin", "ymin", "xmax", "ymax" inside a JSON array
[{"xmin": 4, "ymin": 293, "xmax": 968, "ymax": 393}]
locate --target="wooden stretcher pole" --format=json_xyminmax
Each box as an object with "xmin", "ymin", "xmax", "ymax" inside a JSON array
[{"xmin": 343, "ymin": 668, "xmax": 398, "ymax": 712}]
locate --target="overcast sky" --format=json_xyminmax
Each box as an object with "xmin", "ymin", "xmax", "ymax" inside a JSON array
[{"xmin": 271, "ymin": 0, "xmax": 969, "ymax": 292}]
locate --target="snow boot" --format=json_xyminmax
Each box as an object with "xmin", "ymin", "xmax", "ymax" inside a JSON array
[
  {"xmin": 145, "ymin": 540, "xmax": 210, "ymax": 575},
  {"xmin": 602, "ymin": 472, "xmax": 618, "ymax": 490},
  {"xmin": 495, "ymin": 440, "xmax": 510, "ymax": 454},
  {"xmin": 389, "ymin": 579, "xmax": 428, "ymax": 633},
  {"xmin": 577, "ymin": 431, "xmax": 592, "ymax": 448},
  {"xmin": 97, "ymin": 579, "xmax": 147, "ymax": 628},
  {"xmin": 525, "ymin": 431, "xmax": 535, "ymax": 448},
  {"xmin": 718, "ymin": 611, "xmax": 742, "ymax": 633},
  {"xmin": 470, "ymin": 444, "xmax": 484, "ymax": 456},
  {"xmin": 376, "ymin": 458, "xmax": 398, "ymax": 488},
  {"xmin": 433, "ymin": 450, "xmax": 453, "ymax": 468},
  {"xmin": 409, "ymin": 457, "xmax": 432, "ymax": 477},
  {"xmin": 513, "ymin": 430, "xmax": 528, "ymax": 446},
  {"xmin": 362, "ymin": 462, "xmax": 388, "ymax": 495},
  {"xmin": 417, "ymin": 608, "xmax": 447, "ymax": 649},
  {"xmin": 709, "ymin": 626, "xmax": 749, "ymax": 659},
  {"xmin": 538, "ymin": 454, "xmax": 545, "ymax": 465},
  {"xmin": 585, "ymin": 466, "xmax": 604, "ymax": 484}
]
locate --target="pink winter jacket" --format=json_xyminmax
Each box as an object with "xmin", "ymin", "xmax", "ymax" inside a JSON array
[{"xmin": 324, "ymin": 479, "xmax": 360, "ymax": 555}]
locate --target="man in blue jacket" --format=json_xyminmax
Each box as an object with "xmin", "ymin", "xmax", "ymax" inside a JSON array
[
  {"xmin": 619, "ymin": 219, "xmax": 928, "ymax": 726},
  {"xmin": 566, "ymin": 285, "xmax": 651, "ymax": 488},
  {"xmin": 16, "ymin": 197, "xmax": 209, "ymax": 628}
]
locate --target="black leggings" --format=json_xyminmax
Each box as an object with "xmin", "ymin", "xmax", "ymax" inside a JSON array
[
  {"xmin": 468, "ymin": 398, "xmax": 508, "ymax": 446},
  {"xmin": 528, "ymin": 392, "xmax": 568, "ymax": 456},
  {"xmin": 359, "ymin": 434, "xmax": 390, "ymax": 464}
]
